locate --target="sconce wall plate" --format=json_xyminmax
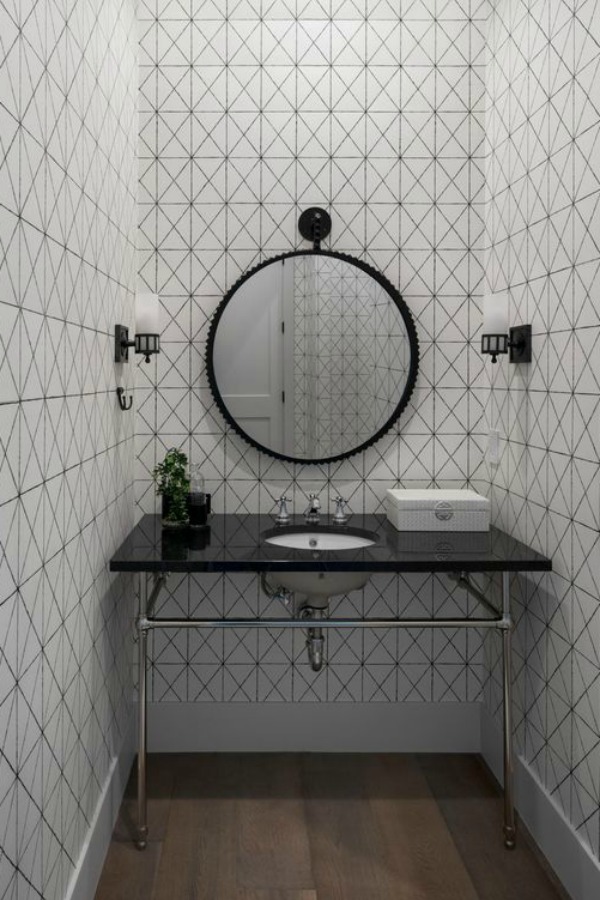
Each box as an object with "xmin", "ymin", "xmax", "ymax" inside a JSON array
[
  {"xmin": 115, "ymin": 324, "xmax": 131, "ymax": 363},
  {"xmin": 509, "ymin": 324, "xmax": 532, "ymax": 363}
]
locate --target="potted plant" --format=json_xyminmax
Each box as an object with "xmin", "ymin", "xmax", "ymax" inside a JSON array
[{"xmin": 152, "ymin": 448, "xmax": 190, "ymax": 528}]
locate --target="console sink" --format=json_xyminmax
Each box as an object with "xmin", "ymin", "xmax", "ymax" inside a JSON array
[{"xmin": 262, "ymin": 526, "xmax": 377, "ymax": 601}]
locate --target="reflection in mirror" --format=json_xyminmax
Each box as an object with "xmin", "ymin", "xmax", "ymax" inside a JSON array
[
  {"xmin": 209, "ymin": 253, "xmax": 418, "ymax": 463},
  {"xmin": 292, "ymin": 256, "xmax": 410, "ymax": 458}
]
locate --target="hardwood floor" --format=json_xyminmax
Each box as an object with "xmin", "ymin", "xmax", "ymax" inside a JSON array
[{"xmin": 95, "ymin": 754, "xmax": 568, "ymax": 900}]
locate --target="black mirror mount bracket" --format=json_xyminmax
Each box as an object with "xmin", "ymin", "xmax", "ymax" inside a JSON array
[{"xmin": 298, "ymin": 207, "xmax": 332, "ymax": 251}]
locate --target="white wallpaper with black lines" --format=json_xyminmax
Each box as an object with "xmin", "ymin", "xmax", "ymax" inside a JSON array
[
  {"xmin": 484, "ymin": 0, "xmax": 600, "ymax": 863},
  {"xmin": 135, "ymin": 0, "xmax": 489, "ymax": 706},
  {"xmin": 2, "ymin": 0, "xmax": 598, "ymax": 892},
  {"xmin": 0, "ymin": 0, "xmax": 138, "ymax": 897}
]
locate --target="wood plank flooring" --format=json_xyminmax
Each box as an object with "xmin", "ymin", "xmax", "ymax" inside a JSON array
[{"xmin": 95, "ymin": 754, "xmax": 568, "ymax": 900}]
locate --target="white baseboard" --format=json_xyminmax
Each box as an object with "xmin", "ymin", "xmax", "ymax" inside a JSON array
[
  {"xmin": 146, "ymin": 701, "xmax": 482, "ymax": 752},
  {"xmin": 64, "ymin": 715, "xmax": 136, "ymax": 900},
  {"xmin": 481, "ymin": 707, "xmax": 600, "ymax": 900}
]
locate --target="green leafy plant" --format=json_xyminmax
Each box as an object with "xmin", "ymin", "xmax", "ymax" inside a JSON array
[{"xmin": 153, "ymin": 448, "xmax": 190, "ymax": 525}]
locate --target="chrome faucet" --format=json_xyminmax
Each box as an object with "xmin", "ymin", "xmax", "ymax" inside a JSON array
[
  {"xmin": 304, "ymin": 493, "xmax": 321, "ymax": 524},
  {"xmin": 332, "ymin": 496, "xmax": 349, "ymax": 525}
]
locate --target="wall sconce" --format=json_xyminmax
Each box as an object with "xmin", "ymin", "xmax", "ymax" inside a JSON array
[
  {"xmin": 115, "ymin": 293, "xmax": 161, "ymax": 365},
  {"xmin": 115, "ymin": 293, "xmax": 161, "ymax": 410},
  {"xmin": 481, "ymin": 294, "xmax": 532, "ymax": 364}
]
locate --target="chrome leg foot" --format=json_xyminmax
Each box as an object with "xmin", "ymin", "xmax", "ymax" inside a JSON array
[
  {"xmin": 136, "ymin": 827, "xmax": 148, "ymax": 851},
  {"xmin": 503, "ymin": 824, "xmax": 516, "ymax": 850}
]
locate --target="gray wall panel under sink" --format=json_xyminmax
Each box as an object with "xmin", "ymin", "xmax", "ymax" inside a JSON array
[{"xmin": 146, "ymin": 701, "xmax": 482, "ymax": 753}]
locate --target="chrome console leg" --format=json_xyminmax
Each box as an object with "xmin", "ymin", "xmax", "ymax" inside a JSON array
[
  {"xmin": 136, "ymin": 578, "xmax": 149, "ymax": 850},
  {"xmin": 501, "ymin": 571, "xmax": 516, "ymax": 849}
]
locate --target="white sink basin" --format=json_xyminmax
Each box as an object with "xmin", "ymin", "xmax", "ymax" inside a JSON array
[
  {"xmin": 265, "ymin": 531, "xmax": 376, "ymax": 551},
  {"xmin": 262, "ymin": 526, "xmax": 377, "ymax": 602},
  {"xmin": 273, "ymin": 569, "xmax": 372, "ymax": 599}
]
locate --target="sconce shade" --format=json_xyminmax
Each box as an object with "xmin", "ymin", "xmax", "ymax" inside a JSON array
[
  {"xmin": 480, "ymin": 289, "xmax": 532, "ymax": 367},
  {"xmin": 483, "ymin": 293, "xmax": 509, "ymax": 335},
  {"xmin": 135, "ymin": 293, "xmax": 160, "ymax": 334},
  {"xmin": 481, "ymin": 293, "xmax": 511, "ymax": 363}
]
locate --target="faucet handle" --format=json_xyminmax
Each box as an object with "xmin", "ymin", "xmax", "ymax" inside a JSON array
[
  {"xmin": 275, "ymin": 495, "xmax": 291, "ymax": 525},
  {"xmin": 333, "ymin": 496, "xmax": 349, "ymax": 524}
]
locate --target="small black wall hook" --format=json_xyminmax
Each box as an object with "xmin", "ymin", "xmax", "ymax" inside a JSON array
[{"xmin": 116, "ymin": 387, "xmax": 133, "ymax": 411}]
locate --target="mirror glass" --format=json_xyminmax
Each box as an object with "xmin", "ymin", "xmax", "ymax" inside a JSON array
[{"xmin": 208, "ymin": 252, "xmax": 418, "ymax": 464}]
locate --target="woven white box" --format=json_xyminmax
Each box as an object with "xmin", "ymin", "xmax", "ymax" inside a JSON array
[{"xmin": 385, "ymin": 489, "xmax": 490, "ymax": 532}]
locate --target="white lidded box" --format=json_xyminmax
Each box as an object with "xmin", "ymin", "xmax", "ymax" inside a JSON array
[{"xmin": 386, "ymin": 489, "xmax": 490, "ymax": 532}]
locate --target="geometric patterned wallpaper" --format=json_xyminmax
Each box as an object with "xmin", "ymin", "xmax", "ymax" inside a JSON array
[
  {"xmin": 136, "ymin": 0, "xmax": 489, "ymax": 705},
  {"xmin": 294, "ymin": 255, "xmax": 320, "ymax": 457},
  {"xmin": 484, "ymin": 0, "xmax": 600, "ymax": 863},
  {"xmin": 0, "ymin": 0, "xmax": 138, "ymax": 897}
]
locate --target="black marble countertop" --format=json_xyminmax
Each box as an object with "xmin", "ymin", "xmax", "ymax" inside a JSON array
[{"xmin": 110, "ymin": 514, "xmax": 552, "ymax": 574}]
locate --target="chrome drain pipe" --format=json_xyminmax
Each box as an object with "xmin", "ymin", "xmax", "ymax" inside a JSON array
[
  {"xmin": 301, "ymin": 605, "xmax": 325, "ymax": 671},
  {"xmin": 307, "ymin": 632, "xmax": 324, "ymax": 671}
]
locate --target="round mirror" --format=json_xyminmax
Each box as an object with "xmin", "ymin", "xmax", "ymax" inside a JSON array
[{"xmin": 206, "ymin": 251, "xmax": 419, "ymax": 464}]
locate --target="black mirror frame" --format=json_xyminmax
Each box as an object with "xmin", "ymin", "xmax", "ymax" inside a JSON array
[{"xmin": 206, "ymin": 250, "xmax": 420, "ymax": 465}]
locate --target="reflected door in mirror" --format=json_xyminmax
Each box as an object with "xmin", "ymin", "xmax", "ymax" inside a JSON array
[{"xmin": 213, "ymin": 262, "xmax": 294, "ymax": 454}]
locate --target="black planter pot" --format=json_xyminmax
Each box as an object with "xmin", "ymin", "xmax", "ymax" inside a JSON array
[{"xmin": 161, "ymin": 494, "xmax": 189, "ymax": 528}]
